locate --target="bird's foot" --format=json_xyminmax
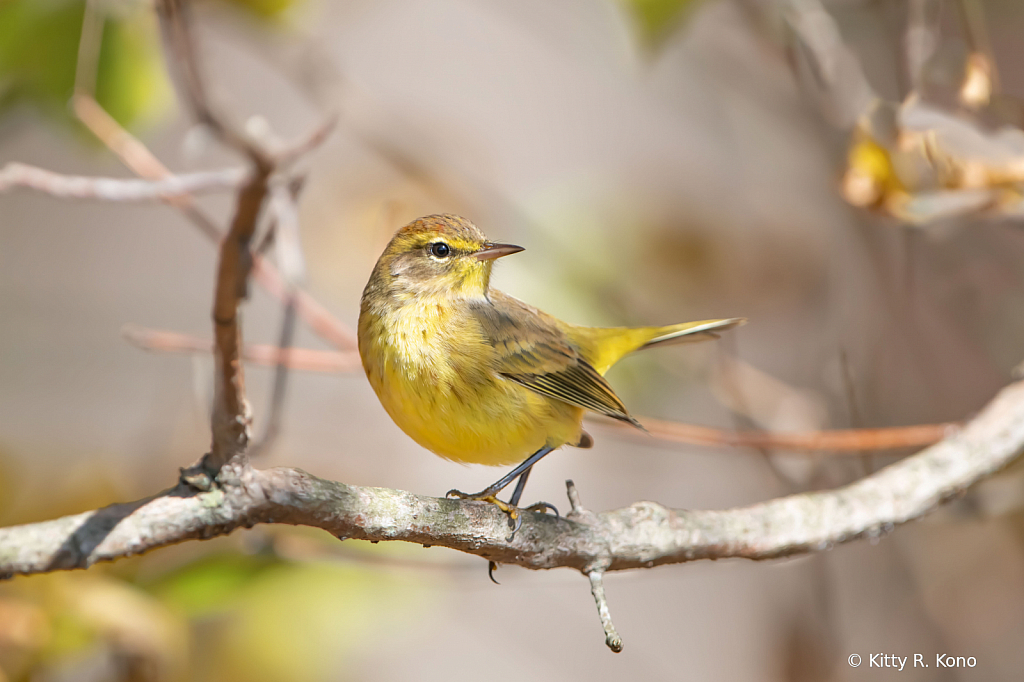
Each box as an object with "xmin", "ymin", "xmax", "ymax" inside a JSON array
[
  {"xmin": 446, "ymin": 489, "xmax": 523, "ymax": 541},
  {"xmin": 447, "ymin": 490, "xmax": 558, "ymax": 542}
]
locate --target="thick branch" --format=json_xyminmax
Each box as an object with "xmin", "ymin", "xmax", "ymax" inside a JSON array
[{"xmin": 3, "ymin": 380, "xmax": 1023, "ymax": 579}]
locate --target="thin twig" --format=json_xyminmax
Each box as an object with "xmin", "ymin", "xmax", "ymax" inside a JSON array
[
  {"xmin": 73, "ymin": 0, "xmax": 104, "ymax": 98},
  {"xmin": 124, "ymin": 324, "xmax": 951, "ymax": 453},
  {"xmin": 72, "ymin": 93, "xmax": 355, "ymax": 351},
  {"xmin": 267, "ymin": 180, "xmax": 306, "ymax": 284},
  {"xmin": 122, "ymin": 326, "xmax": 360, "ymax": 373},
  {"xmin": 273, "ymin": 115, "xmax": 339, "ymax": 168},
  {"xmin": 156, "ymin": 0, "xmax": 271, "ymax": 168},
  {"xmin": 588, "ymin": 571, "xmax": 623, "ymax": 653},
  {"xmin": 247, "ymin": 180, "xmax": 307, "ymax": 457},
  {"xmin": 602, "ymin": 416, "xmax": 954, "ymax": 453},
  {"xmin": 0, "ymin": 163, "xmax": 247, "ymax": 201},
  {"xmin": 715, "ymin": 343, "xmax": 792, "ymax": 483},
  {"xmin": 248, "ymin": 298, "xmax": 298, "ymax": 458},
  {"xmin": 204, "ymin": 170, "xmax": 267, "ymax": 470},
  {"xmin": 155, "ymin": 0, "xmax": 269, "ymax": 473}
]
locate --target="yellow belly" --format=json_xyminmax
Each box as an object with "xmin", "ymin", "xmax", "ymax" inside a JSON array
[{"xmin": 359, "ymin": 305, "xmax": 583, "ymax": 466}]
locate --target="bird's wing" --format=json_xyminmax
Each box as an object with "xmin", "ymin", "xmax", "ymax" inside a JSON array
[{"xmin": 469, "ymin": 292, "xmax": 641, "ymax": 427}]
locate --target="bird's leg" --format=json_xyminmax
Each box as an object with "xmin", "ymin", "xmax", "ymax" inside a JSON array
[
  {"xmin": 447, "ymin": 446, "xmax": 554, "ymax": 501},
  {"xmin": 507, "ymin": 466, "xmax": 532, "ymax": 507},
  {"xmin": 509, "ymin": 466, "xmax": 559, "ymax": 518},
  {"xmin": 447, "ymin": 446, "xmax": 557, "ymax": 541}
]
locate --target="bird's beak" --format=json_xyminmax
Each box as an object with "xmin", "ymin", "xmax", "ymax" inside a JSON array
[{"xmin": 474, "ymin": 242, "xmax": 524, "ymax": 261}]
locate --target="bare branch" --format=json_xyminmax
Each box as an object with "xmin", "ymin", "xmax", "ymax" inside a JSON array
[
  {"xmin": 156, "ymin": 0, "xmax": 271, "ymax": 168},
  {"xmin": 0, "ymin": 163, "xmax": 247, "ymax": 201},
  {"xmin": 122, "ymin": 323, "xmax": 953, "ymax": 454},
  {"xmin": 273, "ymin": 114, "xmax": 339, "ymax": 168},
  {"xmin": 588, "ymin": 571, "xmax": 623, "ymax": 653},
  {"xmin": 73, "ymin": 94, "xmax": 357, "ymax": 352},
  {"xmin": 204, "ymin": 170, "xmax": 267, "ymax": 471},
  {"xmin": 3, "ymin": 380, "xmax": 1021, "ymax": 649},
  {"xmin": 122, "ymin": 326, "xmax": 360, "ymax": 373},
  {"xmin": 250, "ymin": 299, "xmax": 298, "ymax": 456},
  {"xmin": 266, "ymin": 180, "xmax": 306, "ymax": 285},
  {"xmin": 73, "ymin": 0, "xmax": 103, "ymax": 98},
  {"xmin": 601, "ymin": 415, "xmax": 955, "ymax": 453},
  {"xmin": 3, "ymin": 379, "xmax": 1022, "ymax": 578},
  {"xmin": 151, "ymin": 0, "xmax": 342, "ymax": 474}
]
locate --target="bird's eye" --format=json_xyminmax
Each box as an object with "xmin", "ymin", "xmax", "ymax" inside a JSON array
[{"xmin": 429, "ymin": 242, "xmax": 451, "ymax": 258}]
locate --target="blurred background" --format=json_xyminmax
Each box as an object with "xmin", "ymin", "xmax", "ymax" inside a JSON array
[{"xmin": 3, "ymin": 0, "xmax": 1024, "ymax": 679}]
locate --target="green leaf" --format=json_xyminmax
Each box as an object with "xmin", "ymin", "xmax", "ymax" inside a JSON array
[
  {"xmin": 0, "ymin": 0, "xmax": 171, "ymax": 130},
  {"xmin": 0, "ymin": 0, "xmax": 85, "ymax": 114},
  {"xmin": 618, "ymin": 0, "xmax": 702, "ymax": 48},
  {"xmin": 93, "ymin": 6, "xmax": 173, "ymax": 129}
]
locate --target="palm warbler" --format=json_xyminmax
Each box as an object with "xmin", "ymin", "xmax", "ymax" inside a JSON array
[{"xmin": 358, "ymin": 214, "xmax": 743, "ymax": 537}]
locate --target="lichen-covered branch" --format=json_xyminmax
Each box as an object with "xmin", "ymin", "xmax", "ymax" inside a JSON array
[{"xmin": 3, "ymin": 379, "xmax": 1022, "ymax": 581}]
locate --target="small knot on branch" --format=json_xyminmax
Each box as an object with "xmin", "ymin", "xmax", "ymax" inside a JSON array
[
  {"xmin": 565, "ymin": 479, "xmax": 598, "ymax": 525},
  {"xmin": 179, "ymin": 463, "xmax": 214, "ymax": 492}
]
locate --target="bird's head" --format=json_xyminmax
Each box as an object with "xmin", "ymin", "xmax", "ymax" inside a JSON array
[{"xmin": 369, "ymin": 214, "xmax": 523, "ymax": 300}]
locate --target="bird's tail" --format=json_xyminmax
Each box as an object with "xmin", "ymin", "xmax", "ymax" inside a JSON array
[
  {"xmin": 571, "ymin": 318, "xmax": 745, "ymax": 375},
  {"xmin": 638, "ymin": 317, "xmax": 746, "ymax": 350}
]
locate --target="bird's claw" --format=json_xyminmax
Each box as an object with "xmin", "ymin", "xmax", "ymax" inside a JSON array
[
  {"xmin": 488, "ymin": 561, "xmax": 500, "ymax": 584},
  {"xmin": 524, "ymin": 501, "xmax": 559, "ymax": 518},
  {"xmin": 506, "ymin": 509, "xmax": 523, "ymax": 542}
]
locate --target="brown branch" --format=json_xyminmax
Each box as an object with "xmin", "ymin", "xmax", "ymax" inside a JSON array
[
  {"xmin": 73, "ymin": 92, "xmax": 356, "ymax": 354},
  {"xmin": 0, "ymin": 162, "xmax": 247, "ymax": 201},
  {"xmin": 203, "ymin": 170, "xmax": 267, "ymax": 470},
  {"xmin": 153, "ymin": 0, "xmax": 345, "ymax": 472},
  {"xmin": 154, "ymin": 0, "xmax": 269, "ymax": 473},
  {"xmin": 156, "ymin": 0, "xmax": 271, "ymax": 167},
  {"xmin": 3, "ymin": 380, "xmax": 1023, "ymax": 650},
  {"xmin": 123, "ymin": 325, "xmax": 952, "ymax": 453},
  {"xmin": 600, "ymin": 415, "xmax": 955, "ymax": 453},
  {"xmin": 122, "ymin": 326, "xmax": 360, "ymax": 373}
]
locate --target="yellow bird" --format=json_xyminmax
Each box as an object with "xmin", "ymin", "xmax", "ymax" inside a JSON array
[{"xmin": 358, "ymin": 214, "xmax": 743, "ymax": 537}]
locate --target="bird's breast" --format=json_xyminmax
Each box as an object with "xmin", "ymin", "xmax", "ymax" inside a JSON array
[{"xmin": 358, "ymin": 297, "xmax": 580, "ymax": 465}]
